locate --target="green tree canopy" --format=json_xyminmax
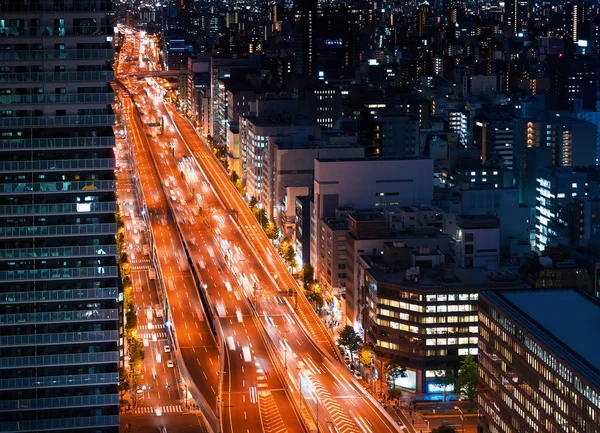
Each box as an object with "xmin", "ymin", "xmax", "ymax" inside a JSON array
[
  {"xmin": 305, "ymin": 285, "xmax": 324, "ymax": 309},
  {"xmin": 265, "ymin": 219, "xmax": 279, "ymax": 241},
  {"xmin": 433, "ymin": 364, "xmax": 456, "ymax": 402},
  {"xmin": 385, "ymin": 357, "xmax": 407, "ymax": 390},
  {"xmin": 248, "ymin": 196, "xmax": 258, "ymax": 210},
  {"xmin": 301, "ymin": 264, "xmax": 314, "ymax": 289},
  {"xmin": 278, "ymin": 237, "xmax": 292, "ymax": 256},
  {"xmin": 337, "ymin": 326, "xmax": 361, "ymax": 355},
  {"xmin": 253, "ymin": 207, "xmax": 268, "ymax": 230},
  {"xmin": 230, "ymin": 170, "xmax": 240, "ymax": 185},
  {"xmin": 125, "ymin": 304, "xmax": 137, "ymax": 334},
  {"xmin": 118, "ymin": 367, "xmax": 130, "ymax": 397},
  {"xmin": 358, "ymin": 344, "xmax": 373, "ymax": 367},
  {"xmin": 457, "ymin": 353, "xmax": 478, "ymax": 401},
  {"xmin": 283, "ymin": 244, "xmax": 297, "ymax": 270}
]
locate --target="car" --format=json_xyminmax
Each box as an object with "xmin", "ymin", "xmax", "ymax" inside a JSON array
[
  {"xmin": 164, "ymin": 345, "xmax": 171, "ymax": 353},
  {"xmin": 167, "ymin": 360, "xmax": 174, "ymax": 368},
  {"xmin": 155, "ymin": 406, "xmax": 162, "ymax": 417},
  {"xmin": 353, "ymin": 371, "xmax": 363, "ymax": 380}
]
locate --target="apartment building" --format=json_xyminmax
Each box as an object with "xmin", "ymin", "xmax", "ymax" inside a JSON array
[{"xmin": 0, "ymin": 1, "xmax": 121, "ymax": 432}]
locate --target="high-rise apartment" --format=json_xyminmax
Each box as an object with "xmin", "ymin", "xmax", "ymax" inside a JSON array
[{"xmin": 0, "ymin": 0, "xmax": 121, "ymax": 432}]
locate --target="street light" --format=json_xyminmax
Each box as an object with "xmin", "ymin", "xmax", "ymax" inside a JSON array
[{"xmin": 454, "ymin": 406, "xmax": 465, "ymax": 433}]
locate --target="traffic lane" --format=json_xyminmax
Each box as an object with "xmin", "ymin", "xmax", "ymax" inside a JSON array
[
  {"xmin": 345, "ymin": 394, "xmax": 399, "ymax": 433},
  {"xmin": 222, "ymin": 391, "xmax": 262, "ymax": 433},
  {"xmin": 180, "ymin": 346, "xmax": 218, "ymax": 406},
  {"xmin": 271, "ymin": 390, "xmax": 306, "ymax": 433},
  {"xmin": 122, "ymin": 90, "xmax": 223, "ymax": 396},
  {"xmin": 171, "ymin": 118, "xmax": 336, "ymax": 358}
]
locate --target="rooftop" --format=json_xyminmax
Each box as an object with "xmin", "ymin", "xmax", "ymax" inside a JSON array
[
  {"xmin": 498, "ymin": 289, "xmax": 600, "ymax": 375},
  {"xmin": 365, "ymin": 257, "xmax": 521, "ymax": 288},
  {"xmin": 316, "ymin": 156, "xmax": 427, "ymax": 163}
]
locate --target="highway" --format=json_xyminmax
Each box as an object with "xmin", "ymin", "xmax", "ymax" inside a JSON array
[
  {"xmin": 164, "ymin": 108, "xmax": 405, "ymax": 433},
  {"xmin": 116, "ymin": 26, "xmax": 405, "ymax": 433},
  {"xmin": 117, "ymin": 30, "xmax": 306, "ymax": 433},
  {"xmin": 116, "ymin": 37, "xmax": 221, "ymax": 432}
]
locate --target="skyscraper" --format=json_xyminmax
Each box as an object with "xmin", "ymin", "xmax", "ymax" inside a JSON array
[
  {"xmin": 0, "ymin": 1, "xmax": 121, "ymax": 432},
  {"xmin": 293, "ymin": 0, "xmax": 317, "ymax": 76},
  {"xmin": 505, "ymin": 0, "xmax": 529, "ymax": 36}
]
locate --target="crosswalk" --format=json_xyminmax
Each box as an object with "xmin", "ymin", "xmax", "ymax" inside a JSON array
[
  {"xmin": 139, "ymin": 332, "xmax": 168, "ymax": 339},
  {"xmin": 138, "ymin": 324, "xmax": 163, "ymax": 331},
  {"xmin": 133, "ymin": 405, "xmax": 183, "ymax": 415},
  {"xmin": 131, "ymin": 259, "xmax": 151, "ymax": 271}
]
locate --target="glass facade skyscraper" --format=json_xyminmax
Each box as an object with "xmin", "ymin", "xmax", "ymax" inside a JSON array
[{"xmin": 0, "ymin": 1, "xmax": 121, "ymax": 432}]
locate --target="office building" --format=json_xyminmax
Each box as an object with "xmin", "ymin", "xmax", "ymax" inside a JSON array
[
  {"xmin": 0, "ymin": 0, "xmax": 121, "ymax": 432},
  {"xmin": 454, "ymin": 215, "xmax": 500, "ymax": 269},
  {"xmin": 311, "ymin": 157, "xmax": 434, "ymax": 275},
  {"xmin": 479, "ymin": 289, "xmax": 600, "ymax": 433},
  {"xmin": 361, "ymin": 242, "xmax": 525, "ymax": 394},
  {"xmin": 533, "ymin": 166, "xmax": 589, "ymax": 252},
  {"xmin": 513, "ymin": 116, "xmax": 597, "ymax": 204}
]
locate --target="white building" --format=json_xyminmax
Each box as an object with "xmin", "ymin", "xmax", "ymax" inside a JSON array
[
  {"xmin": 454, "ymin": 215, "xmax": 500, "ymax": 268},
  {"xmin": 263, "ymin": 137, "xmax": 364, "ymax": 222},
  {"xmin": 311, "ymin": 157, "xmax": 434, "ymax": 277},
  {"xmin": 239, "ymin": 103, "xmax": 319, "ymax": 200}
]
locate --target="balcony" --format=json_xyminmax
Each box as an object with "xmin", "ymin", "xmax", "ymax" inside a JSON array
[
  {"xmin": 0, "ymin": 158, "xmax": 116, "ymax": 173},
  {"xmin": 0, "ymin": 93, "xmax": 115, "ymax": 105},
  {"xmin": 0, "ymin": 265, "xmax": 119, "ymax": 281},
  {"xmin": 0, "ymin": 351, "xmax": 119, "ymax": 369},
  {"xmin": 0, "ymin": 308, "xmax": 118, "ymax": 326},
  {"xmin": 0, "ymin": 26, "xmax": 113, "ymax": 37},
  {"xmin": 0, "ymin": 330, "xmax": 119, "ymax": 347},
  {"xmin": 0, "ymin": 71, "xmax": 114, "ymax": 84},
  {"xmin": 0, "ymin": 245, "xmax": 117, "ymax": 260},
  {"xmin": 0, "ymin": 179, "xmax": 115, "ymax": 195},
  {"xmin": 0, "ymin": 372, "xmax": 118, "ymax": 391},
  {"xmin": 0, "ymin": 1, "xmax": 113, "ymax": 12},
  {"xmin": 0, "ymin": 202, "xmax": 117, "ymax": 217},
  {"xmin": 0, "ymin": 287, "xmax": 119, "ymax": 304},
  {"xmin": 0, "ymin": 114, "xmax": 115, "ymax": 128},
  {"xmin": 0, "ymin": 136, "xmax": 115, "ymax": 150},
  {"xmin": 0, "ymin": 49, "xmax": 113, "ymax": 61},
  {"xmin": 0, "ymin": 415, "xmax": 119, "ymax": 433}
]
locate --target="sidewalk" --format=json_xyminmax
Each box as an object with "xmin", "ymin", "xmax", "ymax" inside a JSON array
[{"xmin": 397, "ymin": 400, "xmax": 430, "ymax": 433}]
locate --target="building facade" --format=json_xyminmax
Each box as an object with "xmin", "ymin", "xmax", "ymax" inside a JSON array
[
  {"xmin": 479, "ymin": 289, "xmax": 600, "ymax": 433},
  {"xmin": 361, "ymin": 244, "xmax": 525, "ymax": 394},
  {"xmin": 0, "ymin": 0, "xmax": 121, "ymax": 432}
]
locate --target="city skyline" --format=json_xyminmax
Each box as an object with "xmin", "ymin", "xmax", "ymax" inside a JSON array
[{"xmin": 3, "ymin": 1, "xmax": 600, "ymax": 433}]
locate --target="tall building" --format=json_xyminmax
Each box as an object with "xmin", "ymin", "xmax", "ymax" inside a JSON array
[
  {"xmin": 567, "ymin": 1, "xmax": 589, "ymax": 43},
  {"xmin": 292, "ymin": 0, "xmax": 317, "ymax": 76},
  {"xmin": 505, "ymin": 0, "xmax": 529, "ymax": 36},
  {"xmin": 0, "ymin": 1, "xmax": 121, "ymax": 432},
  {"xmin": 479, "ymin": 289, "xmax": 600, "ymax": 433}
]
